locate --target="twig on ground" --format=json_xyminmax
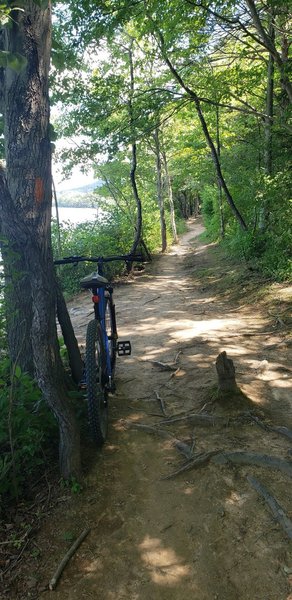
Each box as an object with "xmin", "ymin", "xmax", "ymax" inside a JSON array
[
  {"xmin": 170, "ymin": 368, "xmax": 180, "ymax": 378},
  {"xmin": 143, "ymin": 295, "xmax": 161, "ymax": 305},
  {"xmin": 151, "ymin": 361, "xmax": 177, "ymax": 371},
  {"xmin": 2, "ymin": 539, "xmax": 30, "ymax": 576},
  {"xmin": 247, "ymin": 475, "xmax": 292, "ymax": 540},
  {"xmin": 49, "ymin": 528, "xmax": 90, "ymax": 591},
  {"xmin": 154, "ymin": 390, "xmax": 167, "ymax": 416},
  {"xmin": 150, "ymin": 351, "xmax": 181, "ymax": 372}
]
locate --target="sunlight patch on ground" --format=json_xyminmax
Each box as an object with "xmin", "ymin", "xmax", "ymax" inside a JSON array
[
  {"xmin": 138, "ymin": 535, "xmax": 191, "ymax": 586},
  {"xmin": 268, "ymin": 377, "xmax": 292, "ymax": 388},
  {"xmin": 225, "ymin": 491, "xmax": 249, "ymax": 509},
  {"xmin": 170, "ymin": 317, "xmax": 245, "ymax": 341},
  {"xmin": 123, "ymin": 316, "xmax": 246, "ymax": 341}
]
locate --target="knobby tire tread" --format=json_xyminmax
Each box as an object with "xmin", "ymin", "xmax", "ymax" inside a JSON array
[
  {"xmin": 105, "ymin": 295, "xmax": 117, "ymax": 375},
  {"xmin": 86, "ymin": 320, "xmax": 108, "ymax": 446}
]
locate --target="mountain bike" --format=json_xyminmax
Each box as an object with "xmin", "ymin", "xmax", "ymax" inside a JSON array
[{"xmin": 54, "ymin": 254, "xmax": 144, "ymax": 445}]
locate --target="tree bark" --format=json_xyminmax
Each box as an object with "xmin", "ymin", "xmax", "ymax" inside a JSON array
[
  {"xmin": 264, "ymin": 13, "xmax": 275, "ymax": 178},
  {"xmin": 215, "ymin": 105, "xmax": 225, "ymax": 238},
  {"xmin": 161, "ymin": 145, "xmax": 178, "ymax": 244},
  {"xmin": 0, "ymin": 181, "xmax": 34, "ymax": 375},
  {"xmin": 0, "ymin": 2, "xmax": 80, "ymax": 478},
  {"xmin": 153, "ymin": 127, "xmax": 167, "ymax": 252},
  {"xmin": 244, "ymin": 0, "xmax": 292, "ymax": 104},
  {"xmin": 128, "ymin": 41, "xmax": 142, "ymax": 256},
  {"xmin": 56, "ymin": 280, "xmax": 84, "ymax": 384},
  {"xmin": 215, "ymin": 351, "xmax": 237, "ymax": 392}
]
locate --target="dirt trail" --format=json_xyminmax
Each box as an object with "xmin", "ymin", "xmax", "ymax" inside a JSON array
[{"xmin": 23, "ymin": 219, "xmax": 292, "ymax": 599}]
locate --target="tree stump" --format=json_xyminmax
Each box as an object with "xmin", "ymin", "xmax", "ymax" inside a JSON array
[{"xmin": 215, "ymin": 351, "xmax": 237, "ymax": 392}]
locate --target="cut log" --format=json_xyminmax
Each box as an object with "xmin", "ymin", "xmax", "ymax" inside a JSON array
[{"xmin": 215, "ymin": 351, "xmax": 237, "ymax": 392}]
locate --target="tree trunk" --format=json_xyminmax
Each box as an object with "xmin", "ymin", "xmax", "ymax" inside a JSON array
[
  {"xmin": 244, "ymin": 0, "xmax": 292, "ymax": 104},
  {"xmin": 0, "ymin": 210, "xmax": 34, "ymax": 375},
  {"xmin": 161, "ymin": 146, "xmax": 178, "ymax": 244},
  {"xmin": 128, "ymin": 41, "xmax": 142, "ymax": 256},
  {"xmin": 153, "ymin": 127, "xmax": 167, "ymax": 252},
  {"xmin": 215, "ymin": 105, "xmax": 225, "ymax": 238},
  {"xmin": 56, "ymin": 280, "xmax": 84, "ymax": 384},
  {"xmin": 0, "ymin": 2, "xmax": 80, "ymax": 478},
  {"xmin": 156, "ymin": 31, "xmax": 248, "ymax": 231},
  {"xmin": 264, "ymin": 50, "xmax": 274, "ymax": 177}
]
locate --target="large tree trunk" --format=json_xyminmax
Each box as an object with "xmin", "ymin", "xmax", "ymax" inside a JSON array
[
  {"xmin": 0, "ymin": 228, "xmax": 34, "ymax": 376},
  {"xmin": 153, "ymin": 127, "xmax": 167, "ymax": 252},
  {"xmin": 0, "ymin": 2, "xmax": 80, "ymax": 478}
]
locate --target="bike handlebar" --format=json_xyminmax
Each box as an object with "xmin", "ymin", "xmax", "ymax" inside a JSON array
[{"xmin": 54, "ymin": 254, "xmax": 145, "ymax": 266}]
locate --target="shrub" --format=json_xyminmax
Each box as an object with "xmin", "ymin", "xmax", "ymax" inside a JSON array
[{"xmin": 0, "ymin": 359, "xmax": 57, "ymax": 503}]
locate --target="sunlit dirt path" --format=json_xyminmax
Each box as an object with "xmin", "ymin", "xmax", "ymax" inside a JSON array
[{"xmin": 34, "ymin": 218, "xmax": 291, "ymax": 600}]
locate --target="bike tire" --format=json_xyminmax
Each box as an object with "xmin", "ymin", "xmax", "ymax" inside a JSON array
[
  {"xmin": 105, "ymin": 294, "xmax": 117, "ymax": 375},
  {"xmin": 86, "ymin": 319, "xmax": 108, "ymax": 446}
]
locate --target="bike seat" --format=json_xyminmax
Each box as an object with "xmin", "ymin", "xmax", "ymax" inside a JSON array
[{"xmin": 80, "ymin": 272, "xmax": 109, "ymax": 289}]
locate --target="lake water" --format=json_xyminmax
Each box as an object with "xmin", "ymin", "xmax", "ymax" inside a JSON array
[{"xmin": 52, "ymin": 206, "xmax": 98, "ymax": 224}]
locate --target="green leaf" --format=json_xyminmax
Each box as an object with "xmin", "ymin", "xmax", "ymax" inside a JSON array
[
  {"xmin": 14, "ymin": 365, "xmax": 21, "ymax": 379},
  {"xmin": 7, "ymin": 52, "xmax": 27, "ymax": 72}
]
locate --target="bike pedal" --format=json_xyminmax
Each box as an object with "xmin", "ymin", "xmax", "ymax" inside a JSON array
[{"xmin": 117, "ymin": 340, "xmax": 131, "ymax": 356}]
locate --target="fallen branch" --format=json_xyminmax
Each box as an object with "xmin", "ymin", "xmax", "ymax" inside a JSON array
[
  {"xmin": 49, "ymin": 528, "xmax": 90, "ymax": 591},
  {"xmin": 247, "ymin": 475, "xmax": 292, "ymax": 540},
  {"xmin": 212, "ymin": 452, "xmax": 292, "ymax": 478}
]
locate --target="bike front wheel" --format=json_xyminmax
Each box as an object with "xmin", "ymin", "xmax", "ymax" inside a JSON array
[{"xmin": 86, "ymin": 319, "xmax": 108, "ymax": 446}]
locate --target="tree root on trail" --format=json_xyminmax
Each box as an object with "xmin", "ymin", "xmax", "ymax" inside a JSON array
[
  {"xmin": 247, "ymin": 475, "xmax": 292, "ymax": 541},
  {"xmin": 212, "ymin": 452, "xmax": 292, "ymax": 478},
  {"xmin": 249, "ymin": 414, "xmax": 292, "ymax": 443},
  {"xmin": 161, "ymin": 450, "xmax": 222, "ymax": 480},
  {"xmin": 161, "ymin": 451, "xmax": 292, "ymax": 480},
  {"xmin": 125, "ymin": 422, "xmax": 193, "ymax": 459},
  {"xmin": 159, "ymin": 413, "xmax": 230, "ymax": 427}
]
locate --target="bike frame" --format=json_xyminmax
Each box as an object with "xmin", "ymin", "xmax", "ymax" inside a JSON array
[
  {"xmin": 54, "ymin": 252, "xmax": 144, "ymax": 386},
  {"xmin": 91, "ymin": 283, "xmax": 115, "ymax": 386}
]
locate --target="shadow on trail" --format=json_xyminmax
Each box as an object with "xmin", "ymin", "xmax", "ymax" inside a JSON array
[{"xmin": 48, "ymin": 217, "xmax": 292, "ymax": 600}]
